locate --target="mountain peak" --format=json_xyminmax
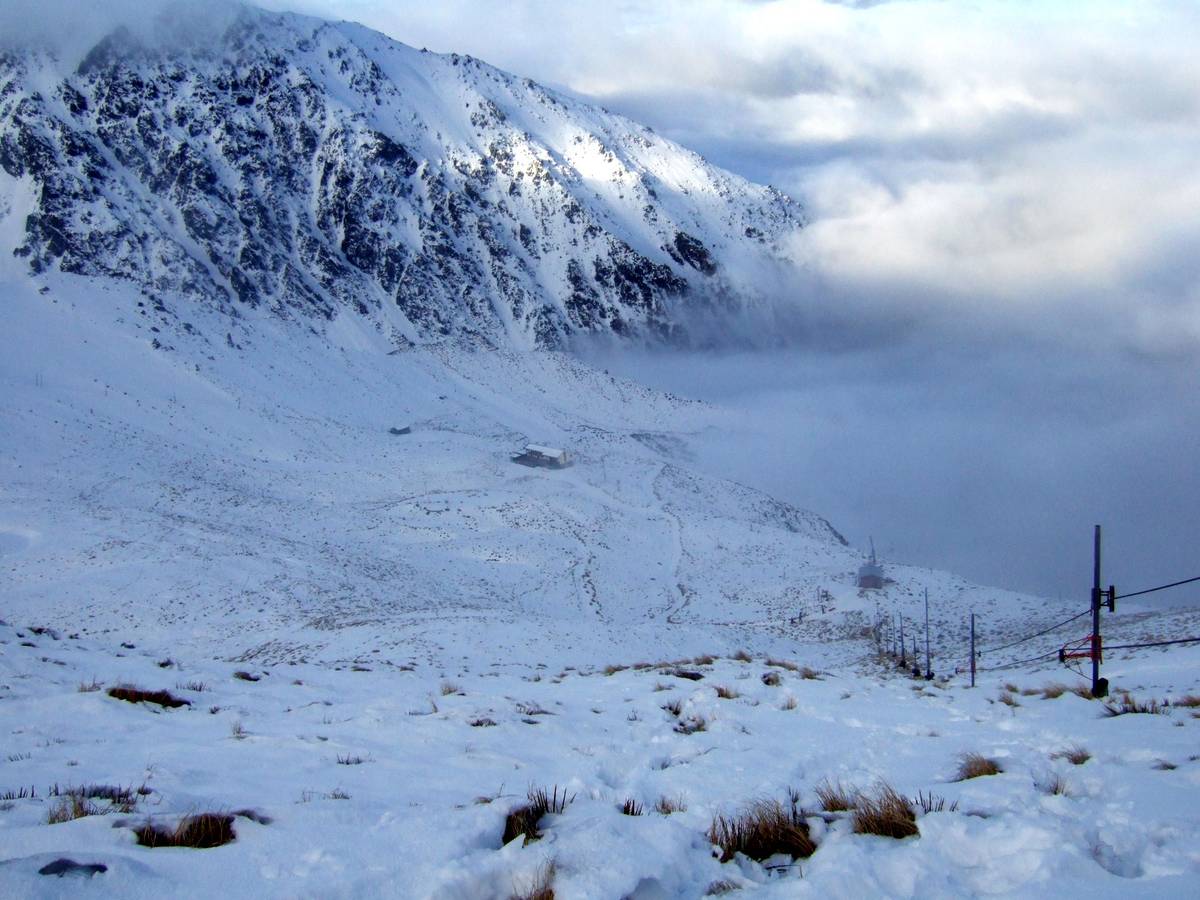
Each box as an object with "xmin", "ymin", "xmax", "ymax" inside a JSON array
[{"xmin": 1, "ymin": 3, "xmax": 802, "ymax": 349}]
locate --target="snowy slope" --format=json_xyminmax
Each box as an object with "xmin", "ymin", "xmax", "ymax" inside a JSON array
[
  {"xmin": 0, "ymin": 3, "xmax": 801, "ymax": 350},
  {"xmin": 0, "ymin": 265, "xmax": 1101, "ymax": 672},
  {"xmin": 1, "ymin": 622, "xmax": 1199, "ymax": 898}
]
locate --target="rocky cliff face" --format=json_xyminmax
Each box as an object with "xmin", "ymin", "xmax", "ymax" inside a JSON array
[{"xmin": 0, "ymin": 5, "xmax": 803, "ymax": 349}]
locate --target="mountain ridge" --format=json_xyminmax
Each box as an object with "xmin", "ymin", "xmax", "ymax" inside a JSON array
[{"xmin": 0, "ymin": 3, "xmax": 803, "ymax": 350}]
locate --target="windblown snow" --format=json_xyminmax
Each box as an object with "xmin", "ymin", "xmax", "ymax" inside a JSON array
[{"xmin": 1, "ymin": 4, "xmax": 1198, "ymax": 898}]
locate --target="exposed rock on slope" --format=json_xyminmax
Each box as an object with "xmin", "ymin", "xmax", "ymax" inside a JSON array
[{"xmin": 0, "ymin": 5, "xmax": 803, "ymax": 348}]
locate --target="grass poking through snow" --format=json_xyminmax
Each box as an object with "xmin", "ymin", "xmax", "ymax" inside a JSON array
[{"xmin": 708, "ymin": 799, "xmax": 816, "ymax": 862}]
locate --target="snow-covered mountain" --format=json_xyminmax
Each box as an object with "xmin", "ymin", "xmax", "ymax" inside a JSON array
[
  {"xmin": 0, "ymin": 4, "xmax": 801, "ymax": 350},
  {"xmin": 0, "ymin": 3, "xmax": 1090, "ymax": 670}
]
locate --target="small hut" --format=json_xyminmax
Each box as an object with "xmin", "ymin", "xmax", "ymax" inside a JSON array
[
  {"xmin": 857, "ymin": 538, "xmax": 884, "ymax": 589},
  {"xmin": 512, "ymin": 444, "xmax": 570, "ymax": 469}
]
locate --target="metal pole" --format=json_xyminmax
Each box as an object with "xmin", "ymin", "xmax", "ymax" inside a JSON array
[
  {"xmin": 969, "ymin": 613, "xmax": 976, "ymax": 688},
  {"xmin": 899, "ymin": 616, "xmax": 906, "ymax": 667},
  {"xmin": 1091, "ymin": 524, "xmax": 1105, "ymax": 697},
  {"xmin": 924, "ymin": 588, "xmax": 932, "ymax": 678}
]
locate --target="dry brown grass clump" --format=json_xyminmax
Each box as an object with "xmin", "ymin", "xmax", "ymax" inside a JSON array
[
  {"xmin": 674, "ymin": 714, "xmax": 708, "ymax": 735},
  {"xmin": 799, "ymin": 667, "xmax": 821, "ymax": 681},
  {"xmin": 760, "ymin": 671, "xmax": 781, "ymax": 687},
  {"xmin": 1102, "ymin": 693, "xmax": 1165, "ymax": 716},
  {"xmin": 693, "ymin": 654, "xmax": 716, "ymax": 666},
  {"xmin": 814, "ymin": 779, "xmax": 858, "ymax": 812},
  {"xmin": 955, "ymin": 753, "xmax": 1003, "ymax": 780},
  {"xmin": 731, "ymin": 650, "xmax": 753, "ymax": 663},
  {"xmin": 655, "ymin": 794, "xmax": 687, "ymax": 815},
  {"xmin": 602, "ymin": 664, "xmax": 628, "ymax": 676},
  {"xmin": 708, "ymin": 799, "xmax": 816, "ymax": 862},
  {"xmin": 134, "ymin": 813, "xmax": 236, "ymax": 848},
  {"xmin": 661, "ymin": 698, "xmax": 684, "ymax": 717},
  {"xmin": 766, "ymin": 658, "xmax": 800, "ymax": 672},
  {"xmin": 77, "ymin": 678, "xmax": 103, "ymax": 693},
  {"xmin": 1171, "ymin": 694, "xmax": 1200, "ymax": 708},
  {"xmin": 714, "ymin": 685, "xmax": 740, "ymax": 700},
  {"xmin": 508, "ymin": 861, "xmax": 555, "ymax": 900},
  {"xmin": 1053, "ymin": 744, "xmax": 1092, "ymax": 766},
  {"xmin": 46, "ymin": 794, "xmax": 101, "ymax": 824},
  {"xmin": 1038, "ymin": 774, "xmax": 1071, "ymax": 795},
  {"xmin": 851, "ymin": 784, "xmax": 918, "ymax": 839},
  {"xmin": 620, "ymin": 798, "xmax": 643, "ymax": 816},
  {"xmin": 232, "ymin": 670, "xmax": 260, "ymax": 682},
  {"xmin": 502, "ymin": 787, "xmax": 573, "ymax": 846},
  {"xmin": 107, "ymin": 685, "xmax": 190, "ymax": 709},
  {"xmin": 998, "ymin": 691, "xmax": 1020, "ymax": 708}
]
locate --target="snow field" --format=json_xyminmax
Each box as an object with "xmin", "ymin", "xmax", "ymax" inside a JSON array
[{"xmin": 1, "ymin": 619, "xmax": 1198, "ymax": 898}]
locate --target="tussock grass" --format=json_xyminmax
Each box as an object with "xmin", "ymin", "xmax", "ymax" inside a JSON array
[
  {"xmin": 708, "ymin": 799, "xmax": 816, "ymax": 862},
  {"xmin": 469, "ymin": 717, "xmax": 497, "ymax": 727},
  {"xmin": 1102, "ymin": 693, "xmax": 1165, "ymax": 716},
  {"xmin": 135, "ymin": 813, "xmax": 236, "ymax": 849},
  {"xmin": 440, "ymin": 681, "xmax": 461, "ymax": 695},
  {"xmin": 177, "ymin": 680, "xmax": 209, "ymax": 692},
  {"xmin": 1039, "ymin": 774, "xmax": 1071, "ymax": 795},
  {"xmin": 232, "ymin": 670, "xmax": 260, "ymax": 682},
  {"xmin": 998, "ymin": 691, "xmax": 1020, "ymax": 708},
  {"xmin": 509, "ymin": 861, "xmax": 555, "ymax": 900},
  {"xmin": 760, "ymin": 671, "xmax": 781, "ymax": 687},
  {"xmin": 1171, "ymin": 694, "xmax": 1200, "ymax": 708},
  {"xmin": 1053, "ymin": 744, "xmax": 1092, "ymax": 765},
  {"xmin": 766, "ymin": 658, "xmax": 799, "ymax": 671},
  {"xmin": 1154, "ymin": 760, "xmax": 1178, "ymax": 771},
  {"xmin": 502, "ymin": 786, "xmax": 573, "ymax": 846},
  {"xmin": 620, "ymin": 798, "xmax": 643, "ymax": 816},
  {"xmin": 799, "ymin": 667, "xmax": 822, "ymax": 680},
  {"xmin": 46, "ymin": 794, "xmax": 101, "ymax": 824},
  {"xmin": 602, "ymin": 664, "xmax": 628, "ymax": 676},
  {"xmin": 336, "ymin": 754, "xmax": 367, "ymax": 766},
  {"xmin": 814, "ymin": 779, "xmax": 857, "ymax": 812},
  {"xmin": 77, "ymin": 678, "xmax": 102, "ymax": 693},
  {"xmin": 780, "ymin": 695, "xmax": 797, "ymax": 710},
  {"xmin": 714, "ymin": 685, "xmax": 740, "ymax": 700},
  {"xmin": 661, "ymin": 698, "xmax": 683, "ymax": 717},
  {"xmin": 731, "ymin": 650, "xmax": 753, "ymax": 663},
  {"xmin": 655, "ymin": 794, "xmax": 687, "ymax": 815},
  {"xmin": 851, "ymin": 783, "xmax": 918, "ymax": 839},
  {"xmin": 913, "ymin": 791, "xmax": 958, "ymax": 814},
  {"xmin": 674, "ymin": 714, "xmax": 707, "ymax": 735},
  {"xmin": 955, "ymin": 753, "xmax": 1003, "ymax": 780},
  {"xmin": 107, "ymin": 685, "xmax": 190, "ymax": 709},
  {"xmin": 692, "ymin": 654, "xmax": 716, "ymax": 666}
]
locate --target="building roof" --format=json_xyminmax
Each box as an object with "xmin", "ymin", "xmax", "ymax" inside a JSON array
[{"xmin": 525, "ymin": 444, "xmax": 565, "ymax": 457}]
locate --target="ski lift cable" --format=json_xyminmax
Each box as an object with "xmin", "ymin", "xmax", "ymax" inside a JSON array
[
  {"xmin": 977, "ymin": 608, "xmax": 1090, "ymax": 655},
  {"xmin": 1114, "ymin": 575, "xmax": 1200, "ymax": 600}
]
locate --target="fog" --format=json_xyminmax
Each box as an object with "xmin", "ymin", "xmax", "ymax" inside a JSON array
[{"xmin": 582, "ymin": 337, "xmax": 1200, "ymax": 604}]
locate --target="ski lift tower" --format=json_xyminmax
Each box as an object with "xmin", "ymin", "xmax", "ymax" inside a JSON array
[{"xmin": 857, "ymin": 537, "xmax": 885, "ymax": 590}]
